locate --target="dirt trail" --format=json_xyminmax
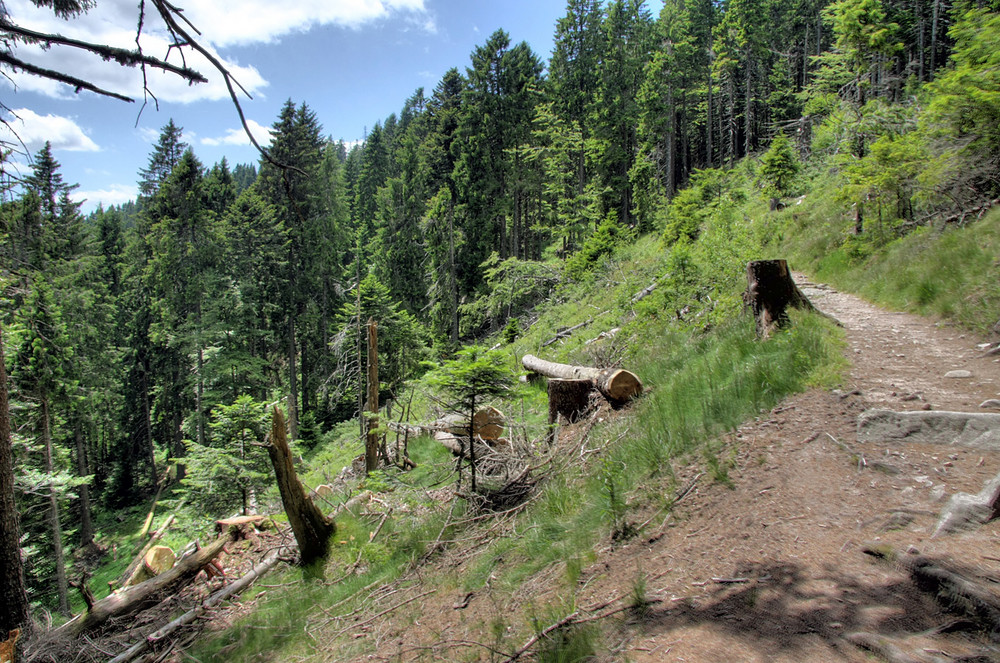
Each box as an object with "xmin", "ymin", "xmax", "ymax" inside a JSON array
[{"xmin": 359, "ymin": 278, "xmax": 1000, "ymax": 662}]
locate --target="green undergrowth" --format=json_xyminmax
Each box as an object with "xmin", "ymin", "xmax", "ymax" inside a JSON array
[{"xmin": 775, "ymin": 170, "xmax": 1000, "ymax": 334}]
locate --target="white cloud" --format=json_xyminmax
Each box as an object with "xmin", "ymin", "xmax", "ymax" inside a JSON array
[
  {"xmin": 73, "ymin": 183, "xmax": 138, "ymax": 211},
  {"xmin": 201, "ymin": 119, "xmax": 273, "ymax": 147},
  {"xmin": 0, "ymin": 0, "xmax": 433, "ymax": 99},
  {"xmin": 1, "ymin": 0, "xmax": 271, "ymax": 104},
  {"xmin": 0, "ymin": 108, "xmax": 99, "ymax": 153}
]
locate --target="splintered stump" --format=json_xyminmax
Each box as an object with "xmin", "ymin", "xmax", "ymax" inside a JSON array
[
  {"xmin": 548, "ymin": 379, "xmax": 592, "ymax": 425},
  {"xmin": 268, "ymin": 407, "xmax": 335, "ymax": 566},
  {"xmin": 744, "ymin": 259, "xmax": 816, "ymax": 338},
  {"xmin": 521, "ymin": 355, "xmax": 642, "ymax": 407}
]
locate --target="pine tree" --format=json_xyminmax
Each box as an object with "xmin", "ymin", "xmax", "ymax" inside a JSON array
[{"xmin": 138, "ymin": 119, "xmax": 188, "ymax": 198}]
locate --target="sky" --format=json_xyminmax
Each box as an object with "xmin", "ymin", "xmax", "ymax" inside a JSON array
[{"xmin": 0, "ymin": 0, "xmax": 621, "ymax": 213}]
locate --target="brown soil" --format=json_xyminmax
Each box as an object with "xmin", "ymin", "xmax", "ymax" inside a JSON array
[{"xmin": 349, "ymin": 276, "xmax": 1000, "ymax": 662}]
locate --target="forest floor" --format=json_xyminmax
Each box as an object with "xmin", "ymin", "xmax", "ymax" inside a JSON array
[{"xmin": 346, "ymin": 274, "xmax": 1000, "ymax": 662}]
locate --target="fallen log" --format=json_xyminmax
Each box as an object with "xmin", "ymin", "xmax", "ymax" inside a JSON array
[
  {"xmin": 60, "ymin": 532, "xmax": 232, "ymax": 637},
  {"xmin": 541, "ymin": 318, "xmax": 593, "ymax": 348},
  {"xmin": 521, "ymin": 355, "xmax": 642, "ymax": 406},
  {"xmin": 106, "ymin": 546, "xmax": 290, "ymax": 663}
]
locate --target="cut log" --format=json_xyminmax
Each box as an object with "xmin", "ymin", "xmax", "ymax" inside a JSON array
[
  {"xmin": 123, "ymin": 545, "xmax": 175, "ymax": 588},
  {"xmin": 744, "ymin": 259, "xmax": 816, "ymax": 338},
  {"xmin": 110, "ymin": 513, "xmax": 175, "ymax": 591},
  {"xmin": 267, "ymin": 407, "xmax": 335, "ymax": 567},
  {"xmin": 215, "ymin": 515, "xmax": 270, "ymax": 538},
  {"xmin": 60, "ymin": 533, "xmax": 232, "ymax": 637},
  {"xmin": 548, "ymin": 379, "xmax": 593, "ymax": 425},
  {"xmin": 438, "ymin": 408, "xmax": 505, "ymax": 441},
  {"xmin": 521, "ymin": 355, "xmax": 642, "ymax": 406},
  {"xmin": 0, "ymin": 629, "xmax": 19, "ymax": 663},
  {"xmin": 472, "ymin": 406, "xmax": 504, "ymax": 441}
]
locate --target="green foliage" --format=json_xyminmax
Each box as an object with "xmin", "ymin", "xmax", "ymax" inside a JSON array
[
  {"xmin": 181, "ymin": 395, "xmax": 273, "ymax": 517},
  {"xmin": 459, "ymin": 253, "xmax": 560, "ymax": 335},
  {"xmin": 758, "ymin": 133, "xmax": 800, "ymax": 198},
  {"xmin": 564, "ymin": 212, "xmax": 633, "ymax": 281}
]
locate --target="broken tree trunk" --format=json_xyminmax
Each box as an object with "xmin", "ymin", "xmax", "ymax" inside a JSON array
[
  {"xmin": 548, "ymin": 379, "xmax": 592, "ymax": 425},
  {"xmin": 521, "ymin": 355, "xmax": 642, "ymax": 406},
  {"xmin": 61, "ymin": 533, "xmax": 232, "ymax": 637},
  {"xmin": 267, "ymin": 407, "xmax": 335, "ymax": 566},
  {"xmin": 744, "ymin": 259, "xmax": 816, "ymax": 338},
  {"xmin": 122, "ymin": 546, "xmax": 175, "ymax": 588}
]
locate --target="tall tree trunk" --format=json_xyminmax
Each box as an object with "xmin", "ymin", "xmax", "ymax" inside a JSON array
[
  {"xmin": 448, "ymin": 205, "xmax": 459, "ymax": 345},
  {"xmin": 0, "ymin": 323, "xmax": 30, "ymax": 636},
  {"xmin": 195, "ymin": 347, "xmax": 205, "ymax": 447},
  {"xmin": 706, "ymin": 70, "xmax": 714, "ymax": 167},
  {"xmin": 41, "ymin": 396, "xmax": 70, "ymax": 616},
  {"xmin": 666, "ymin": 83, "xmax": 676, "ymax": 199},
  {"xmin": 743, "ymin": 52, "xmax": 753, "ymax": 158},
  {"xmin": 74, "ymin": 420, "xmax": 94, "ymax": 549},
  {"xmin": 142, "ymin": 367, "xmax": 156, "ymax": 487},
  {"xmin": 365, "ymin": 319, "xmax": 379, "ymax": 475},
  {"xmin": 929, "ymin": 0, "xmax": 941, "ymax": 78},
  {"xmin": 286, "ymin": 317, "xmax": 299, "ymax": 441},
  {"xmin": 172, "ymin": 409, "xmax": 185, "ymax": 482}
]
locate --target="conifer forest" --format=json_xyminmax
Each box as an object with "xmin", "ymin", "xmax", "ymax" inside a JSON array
[{"xmin": 3, "ymin": 0, "xmax": 1000, "ymax": 654}]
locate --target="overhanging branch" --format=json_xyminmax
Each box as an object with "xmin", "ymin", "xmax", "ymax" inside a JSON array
[{"xmin": 0, "ymin": 19, "xmax": 207, "ymax": 84}]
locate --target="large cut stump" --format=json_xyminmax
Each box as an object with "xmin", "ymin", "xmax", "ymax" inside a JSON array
[
  {"xmin": 548, "ymin": 379, "xmax": 592, "ymax": 425},
  {"xmin": 268, "ymin": 407, "xmax": 335, "ymax": 566},
  {"xmin": 521, "ymin": 355, "xmax": 642, "ymax": 407},
  {"xmin": 744, "ymin": 259, "xmax": 815, "ymax": 338}
]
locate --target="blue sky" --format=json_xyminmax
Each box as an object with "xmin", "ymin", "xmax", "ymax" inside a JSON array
[{"xmin": 0, "ymin": 0, "xmax": 635, "ymax": 212}]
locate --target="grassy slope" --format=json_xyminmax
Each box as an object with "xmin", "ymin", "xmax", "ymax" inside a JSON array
[
  {"xmin": 186, "ymin": 179, "xmax": 848, "ymax": 660},
  {"xmin": 774, "ymin": 166, "xmax": 1000, "ymax": 334}
]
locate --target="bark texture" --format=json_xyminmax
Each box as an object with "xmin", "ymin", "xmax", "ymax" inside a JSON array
[
  {"xmin": 547, "ymin": 379, "xmax": 593, "ymax": 425},
  {"xmin": 0, "ymin": 323, "xmax": 30, "ymax": 637},
  {"xmin": 744, "ymin": 259, "xmax": 816, "ymax": 338},
  {"xmin": 63, "ymin": 533, "xmax": 231, "ymax": 637},
  {"xmin": 267, "ymin": 407, "xmax": 335, "ymax": 566}
]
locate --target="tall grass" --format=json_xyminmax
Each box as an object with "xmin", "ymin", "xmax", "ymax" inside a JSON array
[{"xmin": 778, "ymin": 173, "xmax": 1000, "ymax": 333}]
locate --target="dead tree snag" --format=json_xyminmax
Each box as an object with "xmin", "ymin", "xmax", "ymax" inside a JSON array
[{"xmin": 267, "ymin": 407, "xmax": 335, "ymax": 567}]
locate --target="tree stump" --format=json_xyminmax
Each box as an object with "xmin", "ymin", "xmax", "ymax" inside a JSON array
[
  {"xmin": 548, "ymin": 379, "xmax": 593, "ymax": 426},
  {"xmin": 744, "ymin": 259, "xmax": 816, "ymax": 338},
  {"xmin": 123, "ymin": 546, "xmax": 176, "ymax": 587}
]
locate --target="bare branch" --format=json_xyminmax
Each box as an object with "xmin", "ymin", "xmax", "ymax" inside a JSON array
[
  {"xmin": 0, "ymin": 19, "xmax": 208, "ymax": 84},
  {"xmin": 0, "ymin": 51, "xmax": 134, "ymax": 102}
]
